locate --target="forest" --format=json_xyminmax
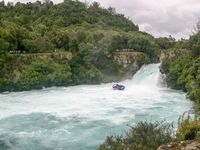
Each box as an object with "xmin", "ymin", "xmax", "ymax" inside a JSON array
[{"xmin": 0, "ymin": 0, "xmax": 161, "ymax": 92}]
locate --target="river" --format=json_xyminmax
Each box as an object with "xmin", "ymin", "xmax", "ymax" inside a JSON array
[{"xmin": 0, "ymin": 64, "xmax": 193, "ymax": 150}]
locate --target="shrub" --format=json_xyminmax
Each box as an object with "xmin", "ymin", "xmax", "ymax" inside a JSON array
[
  {"xmin": 177, "ymin": 112, "xmax": 200, "ymax": 140},
  {"xmin": 19, "ymin": 58, "xmax": 72, "ymax": 90},
  {"xmin": 98, "ymin": 121, "xmax": 174, "ymax": 150}
]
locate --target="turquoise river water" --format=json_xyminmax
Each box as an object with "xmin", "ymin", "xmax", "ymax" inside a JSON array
[{"xmin": 0, "ymin": 64, "xmax": 193, "ymax": 150}]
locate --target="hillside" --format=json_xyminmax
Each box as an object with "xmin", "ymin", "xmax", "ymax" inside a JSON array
[
  {"xmin": 0, "ymin": 0, "xmax": 138, "ymax": 54},
  {"xmin": 157, "ymin": 28, "xmax": 200, "ymax": 149},
  {"xmin": 0, "ymin": 0, "xmax": 160, "ymax": 92}
]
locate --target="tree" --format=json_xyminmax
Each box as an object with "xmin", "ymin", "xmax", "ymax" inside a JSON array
[
  {"xmin": 7, "ymin": 2, "xmax": 14, "ymax": 8},
  {"xmin": 90, "ymin": 1, "xmax": 100, "ymax": 10},
  {"xmin": 156, "ymin": 37, "xmax": 175, "ymax": 50},
  {"xmin": 192, "ymin": 43, "xmax": 200, "ymax": 57},
  {"xmin": 128, "ymin": 35, "xmax": 158, "ymax": 61},
  {"xmin": 53, "ymin": 31, "xmax": 70, "ymax": 51},
  {"xmin": 35, "ymin": 37, "xmax": 53, "ymax": 52},
  {"xmin": 108, "ymin": 7, "xmax": 116, "ymax": 15},
  {"xmin": 0, "ymin": 0, "xmax": 5, "ymax": 7},
  {"xmin": 193, "ymin": 20, "xmax": 200, "ymax": 34},
  {"xmin": 0, "ymin": 39, "xmax": 9, "ymax": 52},
  {"xmin": 111, "ymin": 35, "xmax": 128, "ymax": 51},
  {"xmin": 69, "ymin": 39, "xmax": 79, "ymax": 53},
  {"xmin": 190, "ymin": 32, "xmax": 200, "ymax": 57},
  {"xmin": 22, "ymin": 39, "xmax": 37, "ymax": 53}
]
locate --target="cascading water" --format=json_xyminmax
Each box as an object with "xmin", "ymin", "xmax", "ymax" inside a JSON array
[{"xmin": 0, "ymin": 64, "xmax": 193, "ymax": 150}]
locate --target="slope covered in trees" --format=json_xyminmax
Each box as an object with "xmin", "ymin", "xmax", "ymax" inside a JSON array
[
  {"xmin": 0, "ymin": 0, "xmax": 139, "ymax": 53},
  {"xmin": 161, "ymin": 28, "xmax": 200, "ymax": 106},
  {"xmin": 0, "ymin": 0, "xmax": 160, "ymax": 92},
  {"xmin": 157, "ymin": 27, "xmax": 200, "ymax": 145}
]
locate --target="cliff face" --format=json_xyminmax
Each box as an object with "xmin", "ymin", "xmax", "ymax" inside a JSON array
[
  {"xmin": 114, "ymin": 52, "xmax": 148, "ymax": 79},
  {"xmin": 160, "ymin": 49, "xmax": 190, "ymax": 63},
  {"xmin": 159, "ymin": 49, "xmax": 191, "ymax": 74}
]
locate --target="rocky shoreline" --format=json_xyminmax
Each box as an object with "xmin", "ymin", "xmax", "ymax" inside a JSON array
[{"xmin": 158, "ymin": 140, "xmax": 200, "ymax": 150}]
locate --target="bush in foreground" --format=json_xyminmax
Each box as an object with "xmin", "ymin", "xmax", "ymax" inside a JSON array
[
  {"xmin": 98, "ymin": 121, "xmax": 174, "ymax": 150},
  {"xmin": 177, "ymin": 112, "xmax": 200, "ymax": 140}
]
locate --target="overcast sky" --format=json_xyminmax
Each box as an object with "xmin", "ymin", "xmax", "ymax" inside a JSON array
[{"xmin": 4, "ymin": 0, "xmax": 200, "ymax": 39}]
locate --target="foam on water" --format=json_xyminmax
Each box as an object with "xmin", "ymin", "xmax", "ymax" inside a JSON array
[{"xmin": 0, "ymin": 64, "xmax": 193, "ymax": 150}]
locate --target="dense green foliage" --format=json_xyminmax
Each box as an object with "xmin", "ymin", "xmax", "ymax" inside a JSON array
[
  {"xmin": 159, "ymin": 31, "xmax": 200, "ymax": 146},
  {"xmin": 177, "ymin": 112, "xmax": 200, "ymax": 140},
  {"xmin": 190, "ymin": 32, "xmax": 200, "ymax": 57},
  {"xmin": 98, "ymin": 121, "xmax": 174, "ymax": 150},
  {"xmin": 161, "ymin": 49, "xmax": 200, "ymax": 106},
  {"xmin": 156, "ymin": 36, "xmax": 175, "ymax": 50},
  {"xmin": 0, "ymin": 53, "xmax": 72, "ymax": 91},
  {"xmin": 161, "ymin": 27, "xmax": 200, "ymax": 107},
  {"xmin": 0, "ymin": 0, "xmax": 160, "ymax": 92},
  {"xmin": 159, "ymin": 28, "xmax": 200, "ymax": 146},
  {"xmin": 0, "ymin": 0, "xmax": 139, "ymax": 53}
]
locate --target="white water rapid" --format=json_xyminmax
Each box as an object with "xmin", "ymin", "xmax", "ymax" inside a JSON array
[{"xmin": 0, "ymin": 64, "xmax": 193, "ymax": 150}]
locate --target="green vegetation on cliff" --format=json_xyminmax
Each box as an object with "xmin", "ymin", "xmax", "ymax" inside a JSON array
[
  {"xmin": 0, "ymin": 52, "xmax": 72, "ymax": 91},
  {"xmin": 0, "ymin": 0, "xmax": 160, "ymax": 92},
  {"xmin": 161, "ymin": 48, "xmax": 200, "ymax": 106},
  {"xmin": 162, "ymin": 53, "xmax": 200, "ymax": 103},
  {"xmin": 160, "ymin": 22, "xmax": 200, "ymax": 105},
  {"xmin": 99, "ymin": 23, "xmax": 200, "ymax": 150},
  {"xmin": 160, "ymin": 27, "xmax": 200, "ymax": 142}
]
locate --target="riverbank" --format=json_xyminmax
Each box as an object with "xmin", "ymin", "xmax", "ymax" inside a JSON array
[
  {"xmin": 157, "ymin": 49, "xmax": 200, "ymax": 149},
  {"xmin": 160, "ymin": 49, "xmax": 200, "ymax": 110}
]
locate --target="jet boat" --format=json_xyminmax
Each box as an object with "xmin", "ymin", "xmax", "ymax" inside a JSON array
[{"xmin": 112, "ymin": 84, "xmax": 125, "ymax": 90}]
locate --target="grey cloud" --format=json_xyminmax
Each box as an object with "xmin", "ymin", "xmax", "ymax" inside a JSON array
[{"xmin": 82, "ymin": 0, "xmax": 200, "ymax": 39}]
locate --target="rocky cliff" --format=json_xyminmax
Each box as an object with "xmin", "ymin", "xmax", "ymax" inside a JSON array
[{"xmin": 114, "ymin": 51, "xmax": 148, "ymax": 79}]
